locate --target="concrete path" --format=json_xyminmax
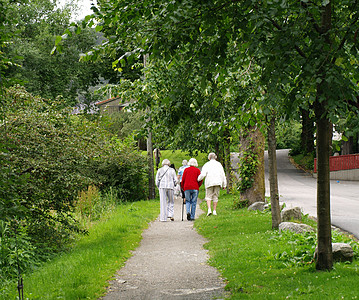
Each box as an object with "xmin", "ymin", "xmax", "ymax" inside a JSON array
[
  {"xmin": 265, "ymin": 149, "xmax": 359, "ymax": 239},
  {"xmin": 102, "ymin": 197, "xmax": 226, "ymax": 300}
]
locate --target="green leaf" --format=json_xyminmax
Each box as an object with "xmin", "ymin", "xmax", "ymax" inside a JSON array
[
  {"xmin": 55, "ymin": 36, "xmax": 62, "ymax": 46},
  {"xmin": 95, "ymin": 25, "xmax": 103, "ymax": 32}
]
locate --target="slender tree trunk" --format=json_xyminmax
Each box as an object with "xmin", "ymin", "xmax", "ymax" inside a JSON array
[
  {"xmin": 341, "ymin": 136, "xmax": 354, "ymax": 155},
  {"xmin": 147, "ymin": 128, "xmax": 156, "ymax": 199},
  {"xmin": 267, "ymin": 114, "xmax": 280, "ymax": 229},
  {"xmin": 224, "ymin": 129, "xmax": 232, "ymax": 194},
  {"xmin": 239, "ymin": 125, "xmax": 265, "ymax": 205},
  {"xmin": 315, "ymin": 100, "xmax": 333, "ymax": 270},
  {"xmin": 301, "ymin": 108, "xmax": 315, "ymax": 154},
  {"xmin": 315, "ymin": 0, "xmax": 333, "ymax": 271},
  {"xmin": 144, "ymin": 54, "xmax": 156, "ymax": 199}
]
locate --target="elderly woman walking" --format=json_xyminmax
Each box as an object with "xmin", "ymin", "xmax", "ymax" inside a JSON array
[
  {"xmin": 156, "ymin": 159, "xmax": 178, "ymax": 222},
  {"xmin": 198, "ymin": 153, "xmax": 226, "ymax": 216},
  {"xmin": 181, "ymin": 158, "xmax": 203, "ymax": 221}
]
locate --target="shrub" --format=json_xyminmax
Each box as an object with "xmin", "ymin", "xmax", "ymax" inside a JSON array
[
  {"xmin": 1, "ymin": 86, "xmax": 148, "ymax": 265},
  {"xmin": 0, "ymin": 221, "xmax": 38, "ymax": 281}
]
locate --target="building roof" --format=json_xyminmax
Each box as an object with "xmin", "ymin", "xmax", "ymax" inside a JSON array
[{"xmin": 95, "ymin": 96, "xmax": 122, "ymax": 106}]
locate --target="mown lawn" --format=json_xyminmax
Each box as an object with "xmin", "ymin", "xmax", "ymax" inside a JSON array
[{"xmin": 196, "ymin": 193, "xmax": 359, "ymax": 299}]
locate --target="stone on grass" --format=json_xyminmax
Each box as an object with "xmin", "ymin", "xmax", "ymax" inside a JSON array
[
  {"xmin": 248, "ymin": 202, "xmax": 266, "ymax": 211},
  {"xmin": 279, "ymin": 222, "xmax": 315, "ymax": 234},
  {"xmin": 332, "ymin": 243, "xmax": 354, "ymax": 262},
  {"xmin": 314, "ymin": 243, "xmax": 354, "ymax": 263},
  {"xmin": 281, "ymin": 207, "xmax": 302, "ymax": 221}
]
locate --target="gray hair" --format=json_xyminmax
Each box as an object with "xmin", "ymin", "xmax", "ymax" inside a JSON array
[
  {"xmin": 162, "ymin": 159, "xmax": 171, "ymax": 166},
  {"xmin": 182, "ymin": 159, "xmax": 188, "ymax": 166},
  {"xmin": 208, "ymin": 152, "xmax": 217, "ymax": 160},
  {"xmin": 188, "ymin": 158, "xmax": 198, "ymax": 167}
]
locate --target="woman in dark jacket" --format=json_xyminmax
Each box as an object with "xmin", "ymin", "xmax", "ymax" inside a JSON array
[{"xmin": 181, "ymin": 158, "xmax": 203, "ymax": 221}]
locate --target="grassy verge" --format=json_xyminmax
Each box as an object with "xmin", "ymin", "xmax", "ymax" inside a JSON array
[
  {"xmin": 143, "ymin": 149, "xmax": 208, "ymax": 170},
  {"xmin": 290, "ymin": 152, "xmax": 315, "ymax": 173},
  {"xmin": 1, "ymin": 200, "xmax": 159, "ymax": 300},
  {"xmin": 196, "ymin": 193, "xmax": 359, "ymax": 299}
]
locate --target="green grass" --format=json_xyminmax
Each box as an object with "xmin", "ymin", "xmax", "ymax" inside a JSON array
[
  {"xmin": 195, "ymin": 193, "xmax": 359, "ymax": 299},
  {"xmin": 0, "ymin": 200, "xmax": 159, "ymax": 300},
  {"xmin": 144, "ymin": 149, "xmax": 208, "ymax": 170},
  {"xmin": 291, "ymin": 152, "xmax": 315, "ymax": 172}
]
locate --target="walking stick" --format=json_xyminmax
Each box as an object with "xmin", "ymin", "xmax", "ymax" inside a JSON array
[{"xmin": 181, "ymin": 198, "xmax": 184, "ymax": 221}]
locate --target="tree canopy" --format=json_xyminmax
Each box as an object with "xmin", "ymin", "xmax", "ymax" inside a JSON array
[{"xmin": 66, "ymin": 0, "xmax": 359, "ymax": 271}]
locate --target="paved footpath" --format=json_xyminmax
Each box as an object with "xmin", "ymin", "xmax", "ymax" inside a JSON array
[{"xmin": 101, "ymin": 196, "xmax": 227, "ymax": 300}]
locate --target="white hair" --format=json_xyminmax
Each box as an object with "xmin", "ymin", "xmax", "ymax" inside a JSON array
[
  {"xmin": 182, "ymin": 160, "xmax": 188, "ymax": 166},
  {"xmin": 162, "ymin": 159, "xmax": 171, "ymax": 166},
  {"xmin": 208, "ymin": 152, "xmax": 217, "ymax": 160},
  {"xmin": 188, "ymin": 158, "xmax": 198, "ymax": 167}
]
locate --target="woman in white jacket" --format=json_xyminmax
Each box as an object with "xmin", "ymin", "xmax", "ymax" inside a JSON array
[
  {"xmin": 156, "ymin": 159, "xmax": 178, "ymax": 221},
  {"xmin": 198, "ymin": 153, "xmax": 227, "ymax": 216}
]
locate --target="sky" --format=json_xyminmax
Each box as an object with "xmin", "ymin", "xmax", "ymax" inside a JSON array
[{"xmin": 58, "ymin": 0, "xmax": 95, "ymax": 21}]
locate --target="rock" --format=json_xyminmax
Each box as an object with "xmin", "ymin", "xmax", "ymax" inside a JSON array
[
  {"xmin": 332, "ymin": 243, "xmax": 354, "ymax": 262},
  {"xmin": 281, "ymin": 207, "xmax": 302, "ymax": 221},
  {"xmin": 248, "ymin": 202, "xmax": 266, "ymax": 211},
  {"xmin": 314, "ymin": 243, "xmax": 354, "ymax": 263},
  {"xmin": 279, "ymin": 222, "xmax": 315, "ymax": 234}
]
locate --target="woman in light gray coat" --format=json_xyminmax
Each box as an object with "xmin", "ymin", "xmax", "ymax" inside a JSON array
[{"xmin": 156, "ymin": 159, "xmax": 178, "ymax": 221}]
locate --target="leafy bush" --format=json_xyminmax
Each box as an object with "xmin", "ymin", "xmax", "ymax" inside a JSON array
[
  {"xmin": 276, "ymin": 119, "xmax": 301, "ymax": 150},
  {"xmin": 270, "ymin": 228, "xmax": 359, "ymax": 267},
  {"xmin": 0, "ymin": 86, "xmax": 148, "ymax": 278},
  {"xmin": 290, "ymin": 152, "xmax": 315, "ymax": 171},
  {"xmin": 0, "ymin": 221, "xmax": 38, "ymax": 281}
]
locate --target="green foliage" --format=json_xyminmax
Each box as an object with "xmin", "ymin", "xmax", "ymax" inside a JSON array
[
  {"xmin": 2, "ymin": 0, "xmax": 118, "ymax": 107},
  {"xmin": 99, "ymin": 110, "xmax": 146, "ymax": 143},
  {"xmin": 0, "ymin": 200, "xmax": 159, "ymax": 300},
  {"xmin": 196, "ymin": 193, "xmax": 359, "ymax": 298},
  {"xmin": 0, "ymin": 86, "xmax": 148, "ymax": 280},
  {"xmin": 238, "ymin": 150, "xmax": 259, "ymax": 192},
  {"xmin": 154, "ymin": 150, "xmax": 208, "ymax": 170},
  {"xmin": 271, "ymin": 229, "xmax": 359, "ymax": 268},
  {"xmin": 0, "ymin": 221, "xmax": 38, "ymax": 281},
  {"xmin": 290, "ymin": 152, "xmax": 315, "ymax": 172},
  {"xmin": 275, "ymin": 119, "xmax": 301, "ymax": 150},
  {"xmin": 75, "ymin": 186, "xmax": 117, "ymax": 222}
]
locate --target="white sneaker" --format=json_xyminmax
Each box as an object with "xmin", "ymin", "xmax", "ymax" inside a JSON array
[
  {"xmin": 207, "ymin": 209, "xmax": 212, "ymax": 216},
  {"xmin": 213, "ymin": 210, "xmax": 217, "ymax": 216}
]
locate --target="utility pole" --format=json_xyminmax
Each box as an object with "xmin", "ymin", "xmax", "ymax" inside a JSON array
[{"xmin": 144, "ymin": 54, "xmax": 156, "ymax": 199}]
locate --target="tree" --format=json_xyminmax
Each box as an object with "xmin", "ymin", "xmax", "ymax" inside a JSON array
[
  {"xmin": 73, "ymin": 0, "xmax": 359, "ymax": 270},
  {"xmin": 3, "ymin": 0, "xmax": 117, "ymax": 107}
]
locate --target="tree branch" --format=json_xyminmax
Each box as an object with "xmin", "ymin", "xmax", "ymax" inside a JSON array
[{"xmin": 266, "ymin": 18, "xmax": 307, "ymax": 59}]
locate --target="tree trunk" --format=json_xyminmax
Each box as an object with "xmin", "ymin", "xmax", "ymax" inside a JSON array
[
  {"xmin": 144, "ymin": 54, "xmax": 156, "ymax": 199},
  {"xmin": 301, "ymin": 108, "xmax": 315, "ymax": 154},
  {"xmin": 341, "ymin": 136, "xmax": 354, "ymax": 155},
  {"xmin": 224, "ymin": 129, "xmax": 232, "ymax": 194},
  {"xmin": 267, "ymin": 114, "xmax": 280, "ymax": 229},
  {"xmin": 239, "ymin": 126, "xmax": 265, "ymax": 205},
  {"xmin": 315, "ymin": 100, "xmax": 333, "ymax": 271},
  {"xmin": 314, "ymin": 1, "xmax": 333, "ymax": 271},
  {"xmin": 147, "ymin": 130, "xmax": 156, "ymax": 199}
]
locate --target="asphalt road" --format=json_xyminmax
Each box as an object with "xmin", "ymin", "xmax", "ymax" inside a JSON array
[{"xmin": 265, "ymin": 149, "xmax": 359, "ymax": 239}]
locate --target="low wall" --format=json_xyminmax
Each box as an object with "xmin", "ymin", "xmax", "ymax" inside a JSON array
[{"xmin": 313, "ymin": 169, "xmax": 359, "ymax": 181}]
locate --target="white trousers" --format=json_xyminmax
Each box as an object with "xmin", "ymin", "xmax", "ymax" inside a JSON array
[{"xmin": 159, "ymin": 188, "xmax": 174, "ymax": 221}]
